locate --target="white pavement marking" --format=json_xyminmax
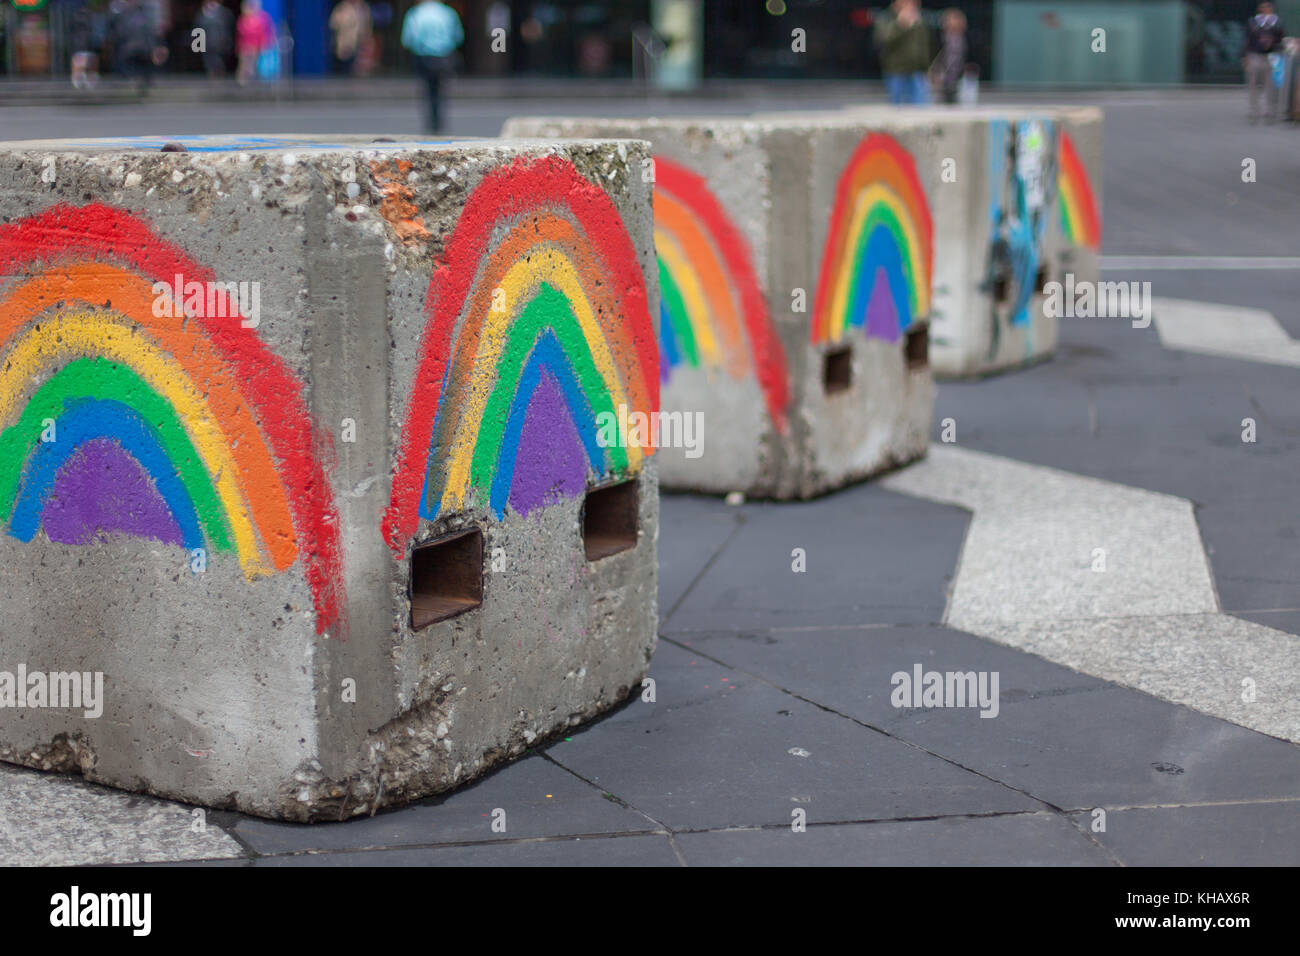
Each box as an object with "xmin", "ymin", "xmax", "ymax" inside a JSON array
[
  {"xmin": 0, "ymin": 763, "xmax": 243, "ymax": 866},
  {"xmin": 882, "ymin": 446, "xmax": 1300, "ymax": 743},
  {"xmin": 1151, "ymin": 296, "xmax": 1300, "ymax": 368},
  {"xmin": 1103, "ymin": 256, "xmax": 1300, "ymax": 270}
]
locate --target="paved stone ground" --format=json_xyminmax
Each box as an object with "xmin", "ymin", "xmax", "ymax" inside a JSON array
[{"xmin": 1, "ymin": 87, "xmax": 1298, "ymax": 866}]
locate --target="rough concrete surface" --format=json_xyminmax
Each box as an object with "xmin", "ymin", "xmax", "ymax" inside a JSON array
[{"xmin": 0, "ymin": 134, "xmax": 660, "ymax": 820}]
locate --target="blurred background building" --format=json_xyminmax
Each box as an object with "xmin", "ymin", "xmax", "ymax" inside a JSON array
[{"xmin": 2, "ymin": 0, "xmax": 1296, "ymax": 84}]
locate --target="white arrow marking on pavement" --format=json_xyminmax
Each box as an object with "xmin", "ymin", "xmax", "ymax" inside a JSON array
[
  {"xmin": 882, "ymin": 445, "xmax": 1300, "ymax": 743},
  {"xmin": 1151, "ymin": 296, "xmax": 1300, "ymax": 368}
]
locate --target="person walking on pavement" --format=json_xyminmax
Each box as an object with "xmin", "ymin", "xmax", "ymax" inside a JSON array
[
  {"xmin": 68, "ymin": 0, "xmax": 106, "ymax": 89},
  {"xmin": 875, "ymin": 0, "xmax": 931, "ymax": 105},
  {"xmin": 1244, "ymin": 1, "xmax": 1287, "ymax": 122},
  {"xmin": 108, "ymin": 0, "xmax": 167, "ymax": 93},
  {"xmin": 236, "ymin": 0, "xmax": 275, "ymax": 86},
  {"xmin": 329, "ymin": 0, "xmax": 373, "ymax": 75},
  {"xmin": 401, "ymin": 0, "xmax": 463, "ymax": 132},
  {"xmin": 933, "ymin": 7, "xmax": 966, "ymax": 104},
  {"xmin": 194, "ymin": 0, "xmax": 234, "ymax": 79}
]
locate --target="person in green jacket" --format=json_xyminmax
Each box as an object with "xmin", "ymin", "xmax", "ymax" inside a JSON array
[{"xmin": 874, "ymin": 0, "xmax": 932, "ymax": 104}]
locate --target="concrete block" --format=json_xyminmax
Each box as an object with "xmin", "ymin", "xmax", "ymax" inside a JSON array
[
  {"xmin": 0, "ymin": 134, "xmax": 660, "ymax": 820},
  {"xmin": 840, "ymin": 106, "xmax": 1067, "ymax": 377},
  {"xmin": 503, "ymin": 115, "xmax": 935, "ymax": 498}
]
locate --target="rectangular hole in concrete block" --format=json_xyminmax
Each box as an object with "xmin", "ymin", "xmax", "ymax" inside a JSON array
[
  {"xmin": 993, "ymin": 274, "xmax": 1010, "ymax": 304},
  {"xmin": 583, "ymin": 479, "xmax": 638, "ymax": 561},
  {"xmin": 905, "ymin": 325, "xmax": 929, "ymax": 369},
  {"xmin": 410, "ymin": 528, "xmax": 483, "ymax": 630},
  {"xmin": 823, "ymin": 346, "xmax": 852, "ymax": 394}
]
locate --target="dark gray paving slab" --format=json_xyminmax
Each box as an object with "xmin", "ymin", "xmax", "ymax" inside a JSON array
[
  {"xmin": 938, "ymin": 357, "xmax": 1300, "ymax": 506},
  {"xmin": 139, "ymin": 857, "xmax": 254, "ymax": 867},
  {"xmin": 1070, "ymin": 801, "xmax": 1300, "ymax": 866},
  {"xmin": 935, "ymin": 425, "xmax": 1294, "ymax": 526},
  {"xmin": 670, "ymin": 624, "xmax": 1108, "ymax": 733},
  {"xmin": 1101, "ymin": 94, "xmax": 1300, "ymax": 262},
  {"xmin": 543, "ymin": 640, "xmax": 1038, "ymax": 831},
  {"xmin": 1235, "ymin": 610, "xmax": 1300, "ymax": 637},
  {"xmin": 663, "ymin": 485, "xmax": 968, "ymax": 633},
  {"xmin": 1200, "ymin": 499, "xmax": 1300, "ymax": 611},
  {"xmin": 232, "ymin": 755, "xmax": 656, "ymax": 855},
  {"xmin": 670, "ymin": 625, "xmax": 1300, "ymax": 810},
  {"xmin": 658, "ymin": 493, "xmax": 740, "ymax": 624},
  {"xmin": 676, "ymin": 813, "xmax": 1109, "ymax": 866},
  {"xmin": 249, "ymin": 834, "xmax": 681, "ymax": 866},
  {"xmin": 897, "ymin": 683, "xmax": 1300, "ymax": 810}
]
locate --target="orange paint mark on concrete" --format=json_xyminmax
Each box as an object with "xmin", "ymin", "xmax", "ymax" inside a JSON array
[{"xmin": 370, "ymin": 159, "xmax": 431, "ymax": 244}]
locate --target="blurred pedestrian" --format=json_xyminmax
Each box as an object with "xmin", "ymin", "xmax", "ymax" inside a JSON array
[
  {"xmin": 329, "ymin": 0, "xmax": 372, "ymax": 75},
  {"xmin": 236, "ymin": 0, "xmax": 275, "ymax": 86},
  {"xmin": 194, "ymin": 0, "xmax": 234, "ymax": 79},
  {"xmin": 68, "ymin": 0, "xmax": 105, "ymax": 89},
  {"xmin": 401, "ymin": 0, "xmax": 463, "ymax": 132},
  {"xmin": 109, "ymin": 0, "xmax": 167, "ymax": 92},
  {"xmin": 932, "ymin": 7, "xmax": 966, "ymax": 104},
  {"xmin": 1243, "ymin": 1, "xmax": 1286, "ymax": 122},
  {"xmin": 874, "ymin": 0, "xmax": 931, "ymax": 105}
]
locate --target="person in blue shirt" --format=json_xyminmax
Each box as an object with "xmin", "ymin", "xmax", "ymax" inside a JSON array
[{"xmin": 401, "ymin": 0, "xmax": 463, "ymax": 132}]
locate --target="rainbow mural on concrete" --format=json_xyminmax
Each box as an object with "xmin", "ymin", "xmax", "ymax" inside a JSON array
[
  {"xmin": 1057, "ymin": 130, "xmax": 1101, "ymax": 249},
  {"xmin": 0, "ymin": 205, "xmax": 346, "ymax": 635},
  {"xmin": 383, "ymin": 156, "xmax": 657, "ymax": 550},
  {"xmin": 653, "ymin": 156, "xmax": 789, "ymax": 432},
  {"xmin": 811, "ymin": 133, "xmax": 933, "ymax": 346}
]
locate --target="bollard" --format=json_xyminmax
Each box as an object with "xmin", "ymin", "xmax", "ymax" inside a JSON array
[
  {"xmin": 503, "ymin": 115, "xmax": 936, "ymax": 499},
  {"xmin": 0, "ymin": 134, "xmax": 659, "ymax": 820}
]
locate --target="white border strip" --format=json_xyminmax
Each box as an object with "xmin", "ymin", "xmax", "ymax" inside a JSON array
[
  {"xmin": 883, "ymin": 446, "xmax": 1300, "ymax": 742},
  {"xmin": 1152, "ymin": 296, "xmax": 1300, "ymax": 367}
]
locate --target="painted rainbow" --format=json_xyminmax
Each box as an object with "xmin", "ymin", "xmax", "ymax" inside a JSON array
[
  {"xmin": 811, "ymin": 133, "xmax": 933, "ymax": 345},
  {"xmin": 383, "ymin": 156, "xmax": 658, "ymax": 551},
  {"xmin": 1057, "ymin": 130, "xmax": 1102, "ymax": 249},
  {"xmin": 0, "ymin": 204, "xmax": 346, "ymax": 635},
  {"xmin": 653, "ymin": 156, "xmax": 789, "ymax": 432}
]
